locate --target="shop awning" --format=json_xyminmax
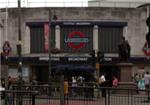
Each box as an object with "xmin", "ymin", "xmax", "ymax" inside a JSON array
[{"xmin": 54, "ymin": 64, "xmax": 95, "ymax": 72}]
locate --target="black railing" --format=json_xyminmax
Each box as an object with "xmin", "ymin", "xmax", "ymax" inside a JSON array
[
  {"xmin": 1, "ymin": 90, "xmax": 37, "ymax": 105},
  {"xmin": 1, "ymin": 85, "xmax": 150, "ymax": 105},
  {"xmin": 65, "ymin": 86, "xmax": 150, "ymax": 105}
]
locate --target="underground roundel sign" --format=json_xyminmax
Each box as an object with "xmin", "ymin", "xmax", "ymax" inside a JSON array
[
  {"xmin": 143, "ymin": 41, "xmax": 150, "ymax": 56},
  {"xmin": 3, "ymin": 41, "xmax": 11, "ymax": 56},
  {"xmin": 65, "ymin": 31, "xmax": 89, "ymax": 49}
]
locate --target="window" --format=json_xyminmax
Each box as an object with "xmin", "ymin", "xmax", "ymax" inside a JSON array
[
  {"xmin": 98, "ymin": 27, "xmax": 123, "ymax": 53},
  {"xmin": 30, "ymin": 26, "xmax": 55, "ymax": 53}
]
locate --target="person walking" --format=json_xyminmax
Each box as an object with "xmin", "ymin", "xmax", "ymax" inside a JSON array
[
  {"xmin": 71, "ymin": 76, "xmax": 77, "ymax": 96},
  {"xmin": 134, "ymin": 73, "xmax": 140, "ymax": 94},
  {"xmin": 99, "ymin": 74, "xmax": 106, "ymax": 97},
  {"xmin": 138, "ymin": 75, "xmax": 145, "ymax": 90},
  {"xmin": 144, "ymin": 72, "xmax": 150, "ymax": 100},
  {"xmin": 112, "ymin": 76, "xmax": 119, "ymax": 94},
  {"xmin": 7, "ymin": 76, "xmax": 13, "ymax": 105}
]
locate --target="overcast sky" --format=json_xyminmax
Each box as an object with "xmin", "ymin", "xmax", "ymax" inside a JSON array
[
  {"xmin": 0, "ymin": 0, "xmax": 150, "ymax": 8},
  {"xmin": 0, "ymin": 0, "xmax": 88, "ymax": 8}
]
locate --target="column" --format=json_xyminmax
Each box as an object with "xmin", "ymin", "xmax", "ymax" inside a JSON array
[
  {"xmin": 93, "ymin": 25, "xmax": 98, "ymax": 52},
  {"xmin": 55, "ymin": 25, "xmax": 60, "ymax": 49},
  {"xmin": 93, "ymin": 25, "xmax": 99, "ymax": 82},
  {"xmin": 0, "ymin": 23, "xmax": 3, "ymax": 52},
  {"xmin": 123, "ymin": 26, "xmax": 128, "ymax": 38},
  {"xmin": 23, "ymin": 26, "xmax": 30, "ymax": 54}
]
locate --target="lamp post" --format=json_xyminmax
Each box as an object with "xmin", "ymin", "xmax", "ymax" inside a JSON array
[
  {"xmin": 17, "ymin": 0, "xmax": 22, "ymax": 80},
  {"xmin": 48, "ymin": 9, "xmax": 58, "ymax": 95},
  {"xmin": 48, "ymin": 9, "xmax": 52, "ymax": 95},
  {"xmin": 17, "ymin": 1, "xmax": 23, "ymax": 105}
]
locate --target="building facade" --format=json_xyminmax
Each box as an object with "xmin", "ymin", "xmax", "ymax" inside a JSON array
[{"xmin": 0, "ymin": 7, "xmax": 150, "ymax": 84}]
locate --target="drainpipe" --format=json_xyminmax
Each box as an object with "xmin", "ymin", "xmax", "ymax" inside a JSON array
[
  {"xmin": 5, "ymin": 6, "xmax": 8, "ymax": 41},
  {"xmin": 147, "ymin": 4, "xmax": 150, "ymax": 32}
]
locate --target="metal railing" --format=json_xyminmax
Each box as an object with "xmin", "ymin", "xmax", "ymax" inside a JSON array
[
  {"xmin": 1, "ymin": 90, "xmax": 37, "ymax": 105},
  {"xmin": 1, "ymin": 85, "xmax": 150, "ymax": 105},
  {"xmin": 66, "ymin": 86, "xmax": 150, "ymax": 105}
]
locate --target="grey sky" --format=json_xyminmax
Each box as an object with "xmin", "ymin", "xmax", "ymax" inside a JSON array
[
  {"xmin": 0, "ymin": 0, "xmax": 150, "ymax": 8},
  {"xmin": 0, "ymin": 0, "xmax": 88, "ymax": 8}
]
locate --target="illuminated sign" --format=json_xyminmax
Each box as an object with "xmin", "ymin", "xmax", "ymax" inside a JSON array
[{"xmin": 65, "ymin": 31, "xmax": 89, "ymax": 49}]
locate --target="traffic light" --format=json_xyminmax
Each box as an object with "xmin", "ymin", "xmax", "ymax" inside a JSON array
[
  {"xmin": 146, "ymin": 14, "xmax": 150, "ymax": 48},
  {"xmin": 97, "ymin": 51, "xmax": 104, "ymax": 63}
]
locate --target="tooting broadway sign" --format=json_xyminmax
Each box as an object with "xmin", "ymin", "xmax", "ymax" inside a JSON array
[{"xmin": 65, "ymin": 31, "xmax": 89, "ymax": 49}]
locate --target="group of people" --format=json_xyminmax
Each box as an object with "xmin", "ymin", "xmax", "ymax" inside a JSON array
[
  {"xmin": 134, "ymin": 72, "xmax": 150, "ymax": 92},
  {"xmin": 71, "ymin": 76, "xmax": 85, "ymax": 96},
  {"xmin": 98, "ymin": 74, "xmax": 119, "ymax": 97}
]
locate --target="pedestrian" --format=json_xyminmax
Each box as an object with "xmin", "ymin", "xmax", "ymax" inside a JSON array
[
  {"xmin": 144, "ymin": 72, "xmax": 150, "ymax": 89},
  {"xmin": 133, "ymin": 73, "xmax": 140, "ymax": 93},
  {"xmin": 112, "ymin": 76, "xmax": 118, "ymax": 87},
  {"xmin": 77, "ymin": 76, "xmax": 84, "ymax": 96},
  {"xmin": 71, "ymin": 76, "xmax": 77, "ymax": 96},
  {"xmin": 144, "ymin": 72, "xmax": 150, "ymax": 99},
  {"xmin": 99, "ymin": 74, "xmax": 106, "ymax": 84},
  {"xmin": 138, "ymin": 75, "xmax": 145, "ymax": 90},
  {"xmin": 99, "ymin": 74, "xmax": 106, "ymax": 97},
  {"xmin": 112, "ymin": 76, "xmax": 119, "ymax": 94},
  {"xmin": 7, "ymin": 77, "xmax": 13, "ymax": 105}
]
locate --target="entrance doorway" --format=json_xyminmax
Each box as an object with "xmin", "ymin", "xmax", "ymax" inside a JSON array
[
  {"xmin": 99, "ymin": 65, "xmax": 120, "ymax": 87},
  {"xmin": 32, "ymin": 66, "xmax": 49, "ymax": 84}
]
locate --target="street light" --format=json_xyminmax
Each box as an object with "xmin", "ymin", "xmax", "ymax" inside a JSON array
[
  {"xmin": 48, "ymin": 9, "xmax": 52, "ymax": 95},
  {"xmin": 48, "ymin": 9, "xmax": 58, "ymax": 95},
  {"xmin": 17, "ymin": 0, "xmax": 22, "ymax": 78},
  {"xmin": 48, "ymin": 10, "xmax": 58, "ymax": 78},
  {"xmin": 17, "ymin": 0, "xmax": 23, "ymax": 85},
  {"xmin": 16, "ymin": 1, "xmax": 23, "ymax": 105},
  {"xmin": 49, "ymin": 9, "xmax": 52, "ymax": 77}
]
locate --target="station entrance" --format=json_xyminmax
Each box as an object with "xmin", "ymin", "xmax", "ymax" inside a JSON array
[{"xmin": 32, "ymin": 65, "xmax": 96, "ymax": 84}]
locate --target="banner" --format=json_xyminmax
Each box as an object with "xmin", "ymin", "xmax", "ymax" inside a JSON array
[{"xmin": 44, "ymin": 23, "xmax": 49, "ymax": 51}]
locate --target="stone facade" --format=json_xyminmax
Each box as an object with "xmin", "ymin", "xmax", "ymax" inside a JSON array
[
  {"xmin": 0, "ymin": 7, "xmax": 148, "ymax": 56},
  {"xmin": 0, "ymin": 7, "xmax": 149, "ymax": 83}
]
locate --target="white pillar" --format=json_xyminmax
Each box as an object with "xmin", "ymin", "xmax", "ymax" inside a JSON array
[
  {"xmin": 5, "ymin": 7, "xmax": 8, "ymax": 41},
  {"xmin": 147, "ymin": 5, "xmax": 150, "ymax": 32},
  {"xmin": 123, "ymin": 26, "xmax": 128, "ymax": 38},
  {"xmin": 24, "ymin": 26, "xmax": 30, "ymax": 54},
  {"xmin": 0, "ymin": 18, "xmax": 2, "ymax": 99},
  {"xmin": 93, "ymin": 25, "xmax": 99, "ymax": 52},
  {"xmin": 0, "ymin": 23, "xmax": 3, "ymax": 53},
  {"xmin": 93, "ymin": 25, "xmax": 99, "ymax": 82},
  {"xmin": 55, "ymin": 25, "xmax": 60, "ymax": 49}
]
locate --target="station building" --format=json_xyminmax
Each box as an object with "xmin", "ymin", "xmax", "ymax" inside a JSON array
[{"xmin": 0, "ymin": 6, "xmax": 150, "ymax": 84}]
